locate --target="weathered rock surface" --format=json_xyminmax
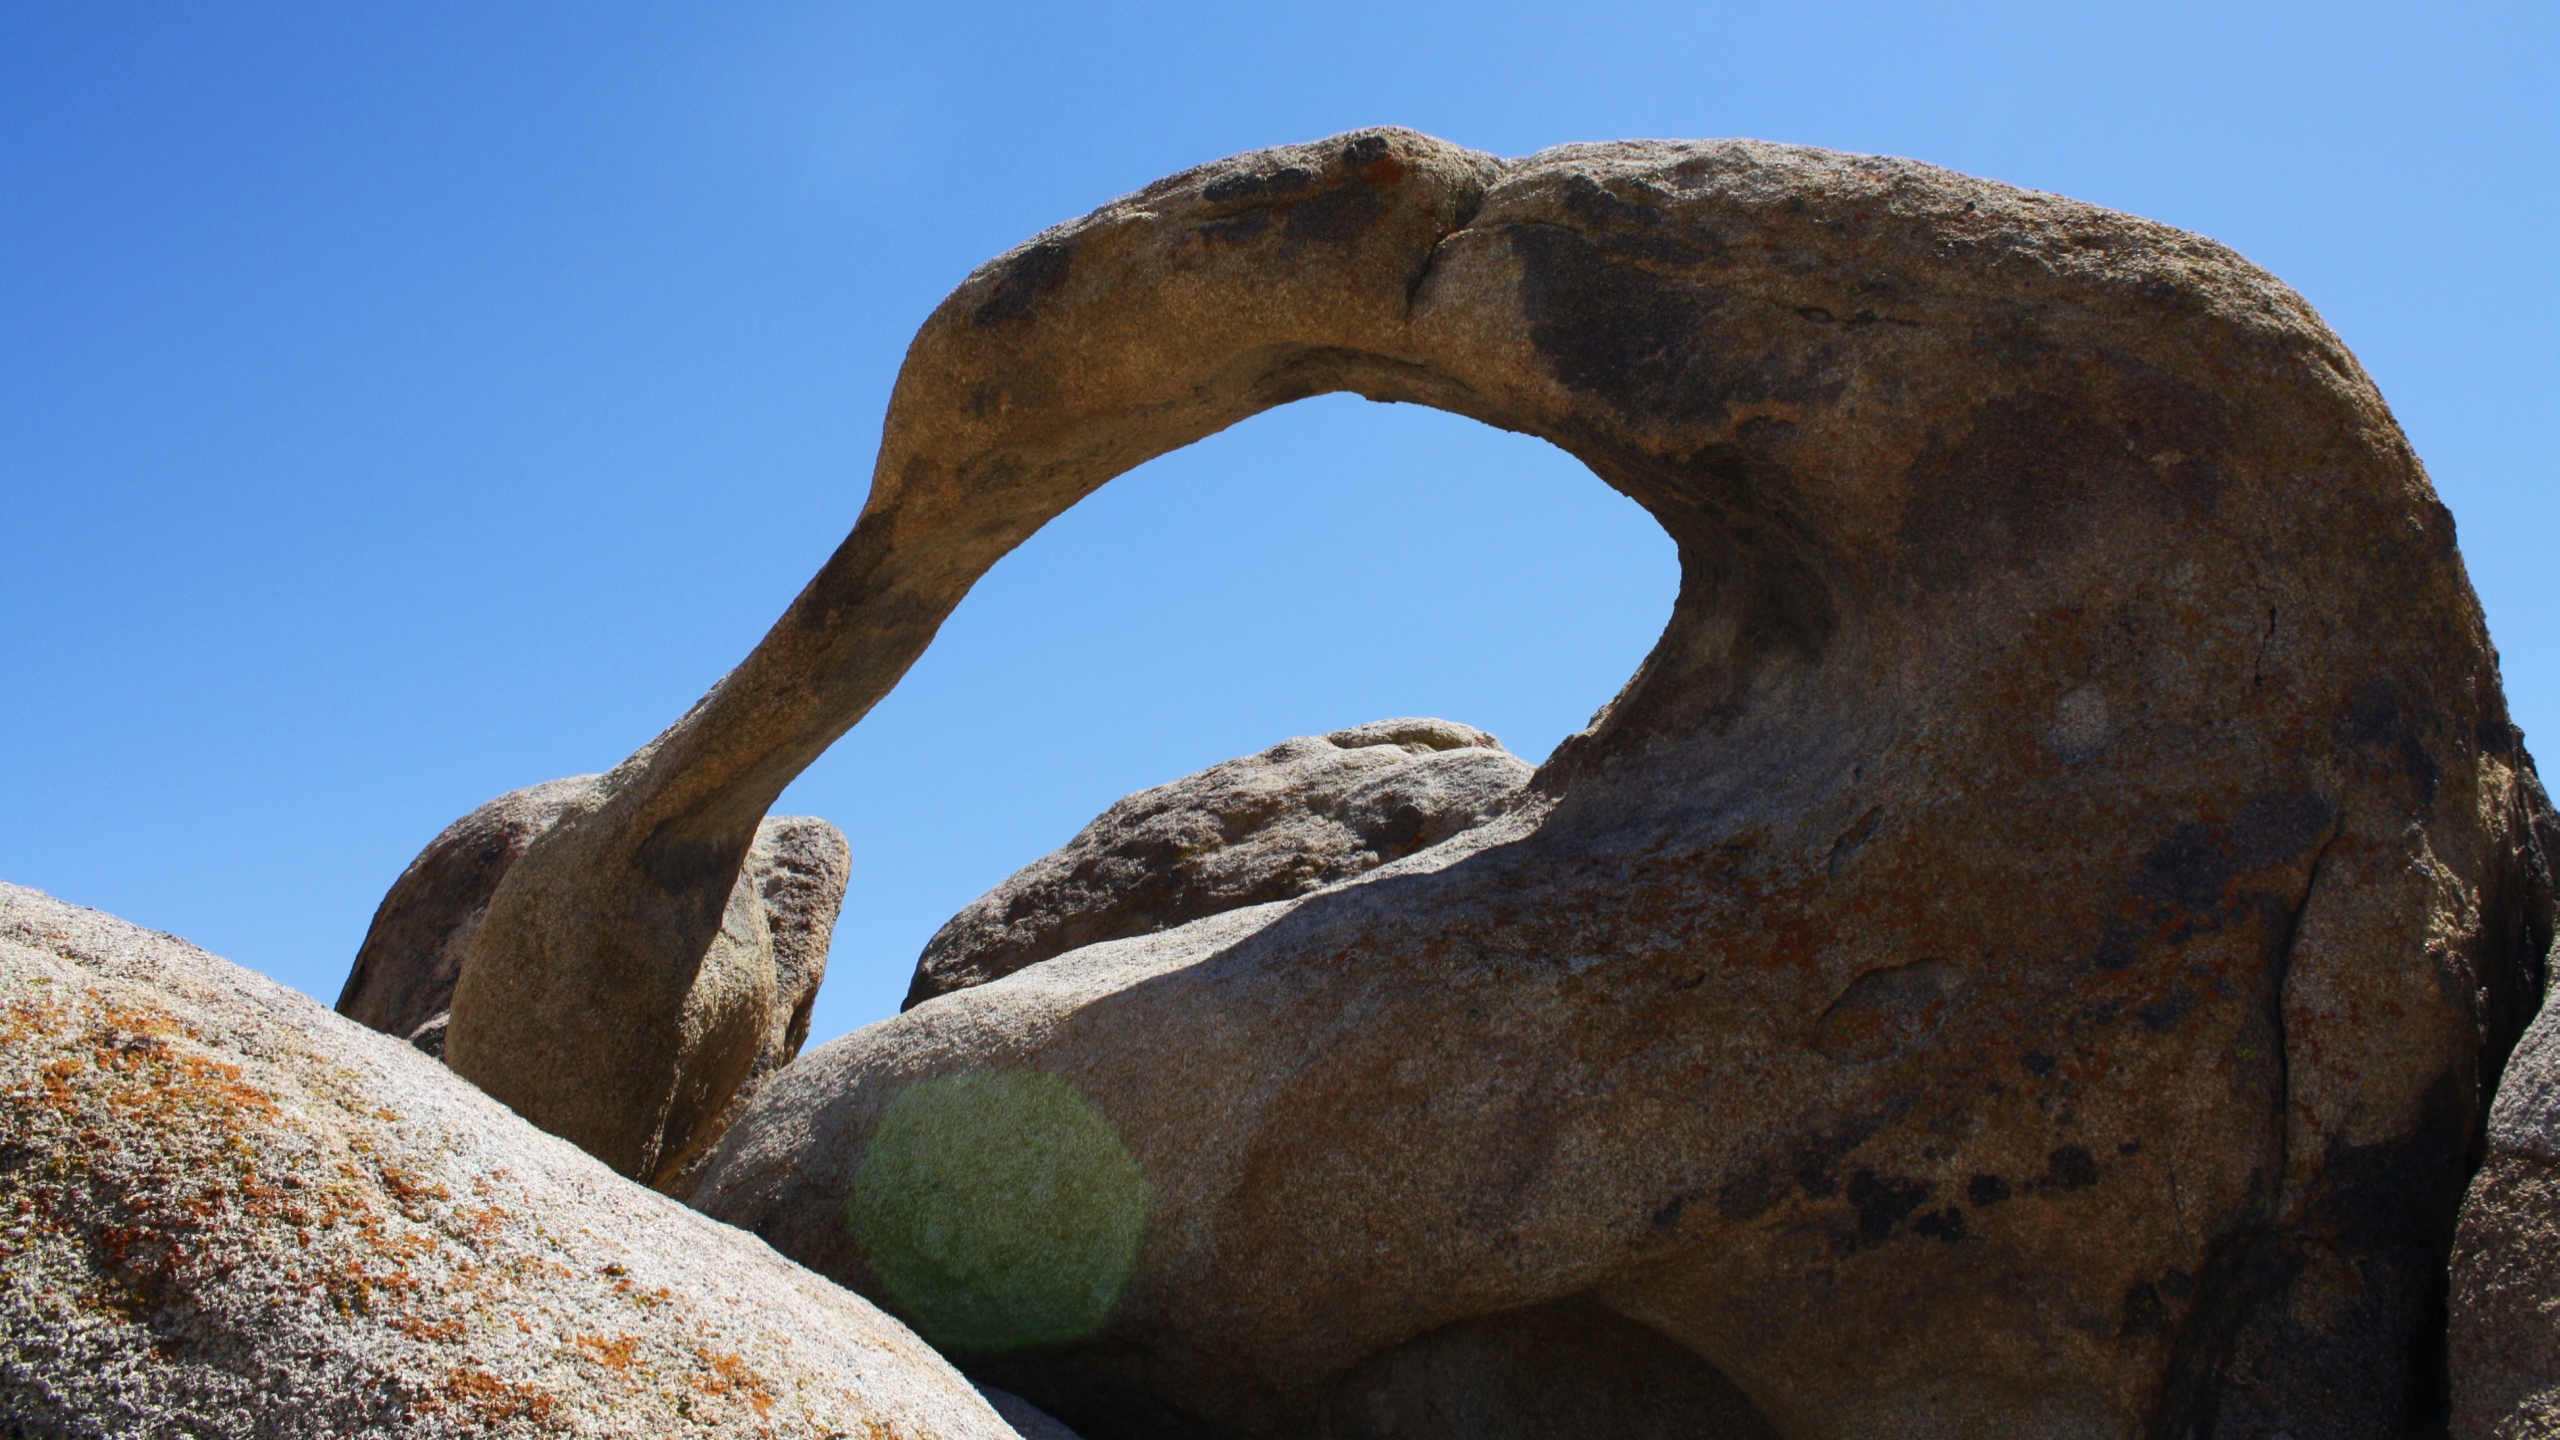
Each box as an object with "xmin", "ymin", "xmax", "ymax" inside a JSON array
[
  {"xmin": 906, "ymin": 719, "xmax": 1528, "ymax": 1007},
  {"xmin": 2453, "ymin": 781, "xmax": 2560, "ymax": 1440},
  {"xmin": 0, "ymin": 881, "xmax": 1015, "ymax": 1440},
  {"xmin": 667, "ymin": 129, "xmax": 2558, "ymax": 1440},
  {"xmin": 341, "ymin": 778, "xmax": 847, "ymax": 1187},
  {"xmin": 338, "ymin": 775, "xmax": 606, "ymax": 1054}
]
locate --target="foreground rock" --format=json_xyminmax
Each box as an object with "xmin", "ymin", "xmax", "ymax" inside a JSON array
[
  {"xmin": 678, "ymin": 131, "xmax": 2556, "ymax": 1440},
  {"xmin": 0, "ymin": 881, "xmax": 1014, "ymax": 1440},
  {"xmin": 2452, "ymin": 914, "xmax": 2560, "ymax": 1437},
  {"xmin": 340, "ymin": 777, "xmax": 848, "ymax": 1187},
  {"xmin": 906, "ymin": 719, "xmax": 1528, "ymax": 1006}
]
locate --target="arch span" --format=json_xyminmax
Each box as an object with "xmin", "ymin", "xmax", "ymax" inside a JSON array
[{"xmin": 446, "ymin": 130, "xmax": 2551, "ymax": 1437}]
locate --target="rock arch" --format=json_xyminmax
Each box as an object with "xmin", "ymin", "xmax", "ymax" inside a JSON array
[{"xmin": 444, "ymin": 130, "xmax": 2555, "ymax": 1437}]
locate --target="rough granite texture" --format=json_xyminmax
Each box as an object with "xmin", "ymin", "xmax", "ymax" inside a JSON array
[
  {"xmin": 2453, "ymin": 773, "xmax": 2560, "ymax": 1440},
  {"xmin": 669, "ymin": 130, "xmax": 2557, "ymax": 1440},
  {"xmin": 905, "ymin": 719, "xmax": 1529, "ymax": 1007},
  {"xmin": 0, "ymin": 882, "xmax": 1015, "ymax": 1440},
  {"xmin": 339, "ymin": 777, "xmax": 848, "ymax": 1189}
]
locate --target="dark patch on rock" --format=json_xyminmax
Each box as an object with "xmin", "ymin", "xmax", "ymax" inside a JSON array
[
  {"xmin": 2123, "ymin": 1282, "xmax": 2170, "ymax": 1341},
  {"xmin": 1844, "ymin": 1168, "xmax": 1934, "ymax": 1249},
  {"xmin": 1895, "ymin": 366, "xmax": 2227, "ymax": 598},
  {"xmin": 2151, "ymin": 1080, "xmax": 2468, "ymax": 1439},
  {"xmin": 1509, "ymin": 223, "xmax": 1842, "ymax": 428},
  {"xmin": 973, "ymin": 242, "xmax": 1074, "ymax": 328},
  {"xmin": 2340, "ymin": 679, "xmax": 2445, "ymax": 811},
  {"xmin": 1967, "ymin": 1174, "xmax": 2012, "ymax": 1206},
  {"xmin": 2138, "ymin": 988, "xmax": 2198, "ymax": 1032},
  {"xmin": 2094, "ymin": 789, "xmax": 2334, "ymax": 972},
  {"xmin": 1204, "ymin": 166, "xmax": 1320, "ymax": 205},
  {"xmin": 2032, "ymin": 1145, "xmax": 2100, "ymax": 1194}
]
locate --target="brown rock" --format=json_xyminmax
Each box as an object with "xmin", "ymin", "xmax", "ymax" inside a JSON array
[
  {"xmin": 661, "ymin": 130, "xmax": 2555, "ymax": 1440},
  {"xmin": 0, "ymin": 882, "xmax": 1017, "ymax": 1440},
  {"xmin": 2451, "ymin": 764, "xmax": 2560, "ymax": 1440},
  {"xmin": 339, "ymin": 778, "xmax": 847, "ymax": 1188},
  {"xmin": 1317, "ymin": 1299, "xmax": 1778, "ymax": 1440},
  {"xmin": 906, "ymin": 718, "xmax": 1528, "ymax": 1007},
  {"xmin": 337, "ymin": 774, "xmax": 605, "ymax": 1054}
]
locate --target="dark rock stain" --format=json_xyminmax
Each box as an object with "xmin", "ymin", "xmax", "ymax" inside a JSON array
[
  {"xmin": 2148, "ymin": 1079, "xmax": 2470, "ymax": 1439},
  {"xmin": 1508, "ymin": 224, "xmax": 1843, "ymax": 428},
  {"xmin": 1966, "ymin": 1173, "xmax": 2011, "ymax": 1206},
  {"xmin": 1895, "ymin": 358, "xmax": 2230, "ymax": 597},
  {"xmin": 2093, "ymin": 789, "xmax": 2333, "ymax": 973},
  {"xmin": 972, "ymin": 242, "xmax": 1075, "ymax": 328},
  {"xmin": 1194, "ymin": 137, "xmax": 1401, "ymax": 250},
  {"xmin": 2029, "ymin": 1145, "xmax": 2099, "ymax": 1194},
  {"xmin": 1845, "ymin": 1168, "xmax": 1934, "ymax": 1249},
  {"xmin": 2339, "ymin": 679, "xmax": 2444, "ymax": 811}
]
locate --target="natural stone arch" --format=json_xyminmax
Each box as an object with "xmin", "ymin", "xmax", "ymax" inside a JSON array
[{"xmin": 445, "ymin": 130, "xmax": 2554, "ymax": 1437}]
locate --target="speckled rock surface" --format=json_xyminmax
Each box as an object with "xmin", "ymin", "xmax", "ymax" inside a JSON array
[
  {"xmin": 338, "ymin": 775, "xmax": 609, "ymax": 1055},
  {"xmin": 673, "ymin": 130, "xmax": 2556, "ymax": 1440},
  {"xmin": 0, "ymin": 881, "xmax": 1014, "ymax": 1440},
  {"xmin": 342, "ymin": 777, "xmax": 847, "ymax": 1188},
  {"xmin": 2453, "ymin": 841, "xmax": 2560, "ymax": 1440},
  {"xmin": 905, "ymin": 719, "xmax": 1528, "ymax": 1007}
]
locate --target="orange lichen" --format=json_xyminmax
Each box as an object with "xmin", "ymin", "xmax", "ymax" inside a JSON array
[
  {"xmin": 576, "ymin": 1331, "xmax": 641, "ymax": 1370},
  {"xmin": 693, "ymin": 1346, "xmax": 778, "ymax": 1418}
]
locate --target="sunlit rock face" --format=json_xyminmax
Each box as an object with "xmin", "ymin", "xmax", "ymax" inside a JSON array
[
  {"xmin": 0, "ymin": 882, "xmax": 1018, "ymax": 1440},
  {"xmin": 905, "ymin": 719, "xmax": 1531, "ymax": 1008},
  {"xmin": 674, "ymin": 130, "xmax": 2557, "ymax": 1440},
  {"xmin": 338, "ymin": 775, "xmax": 849, "ymax": 1192}
]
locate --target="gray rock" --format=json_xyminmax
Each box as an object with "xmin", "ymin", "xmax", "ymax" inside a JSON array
[
  {"xmin": 340, "ymin": 779, "xmax": 848, "ymax": 1189},
  {"xmin": 906, "ymin": 718, "xmax": 1529, "ymax": 1006},
  {"xmin": 681, "ymin": 131, "xmax": 2555, "ymax": 1440},
  {"xmin": 0, "ymin": 881, "xmax": 1016, "ymax": 1440}
]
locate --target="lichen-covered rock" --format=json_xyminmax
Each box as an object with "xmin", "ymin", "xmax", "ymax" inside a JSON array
[
  {"xmin": 339, "ymin": 778, "xmax": 847, "ymax": 1187},
  {"xmin": 677, "ymin": 131, "xmax": 2556, "ymax": 1440},
  {"xmin": 0, "ymin": 882, "xmax": 1011, "ymax": 1440},
  {"xmin": 906, "ymin": 719, "xmax": 1528, "ymax": 1007}
]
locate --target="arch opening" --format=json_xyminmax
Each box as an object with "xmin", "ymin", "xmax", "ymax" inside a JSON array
[{"xmin": 781, "ymin": 392, "xmax": 1679, "ymax": 1036}]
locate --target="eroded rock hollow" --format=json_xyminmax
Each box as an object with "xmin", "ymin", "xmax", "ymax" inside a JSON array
[{"xmin": 421, "ymin": 129, "xmax": 2551, "ymax": 1438}]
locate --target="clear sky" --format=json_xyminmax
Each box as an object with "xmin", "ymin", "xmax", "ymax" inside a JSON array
[{"xmin": 5, "ymin": 2, "xmax": 2552, "ymax": 1045}]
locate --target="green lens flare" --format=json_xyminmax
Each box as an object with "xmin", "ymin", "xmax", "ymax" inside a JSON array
[{"xmin": 847, "ymin": 1069, "xmax": 1150, "ymax": 1351}]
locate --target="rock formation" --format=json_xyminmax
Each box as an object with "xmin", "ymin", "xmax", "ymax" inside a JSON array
[
  {"xmin": 667, "ymin": 130, "xmax": 2555, "ymax": 1440},
  {"xmin": 339, "ymin": 777, "xmax": 847, "ymax": 1189},
  {"xmin": 2453, "ymin": 815, "xmax": 2560, "ymax": 1440},
  {"xmin": 0, "ymin": 882, "xmax": 1014, "ymax": 1439},
  {"xmin": 337, "ymin": 124, "xmax": 2554, "ymax": 1436},
  {"xmin": 906, "ymin": 718, "xmax": 1529, "ymax": 1007}
]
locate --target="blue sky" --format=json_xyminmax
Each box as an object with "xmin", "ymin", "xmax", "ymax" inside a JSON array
[{"xmin": 5, "ymin": 1, "xmax": 2552, "ymax": 1043}]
